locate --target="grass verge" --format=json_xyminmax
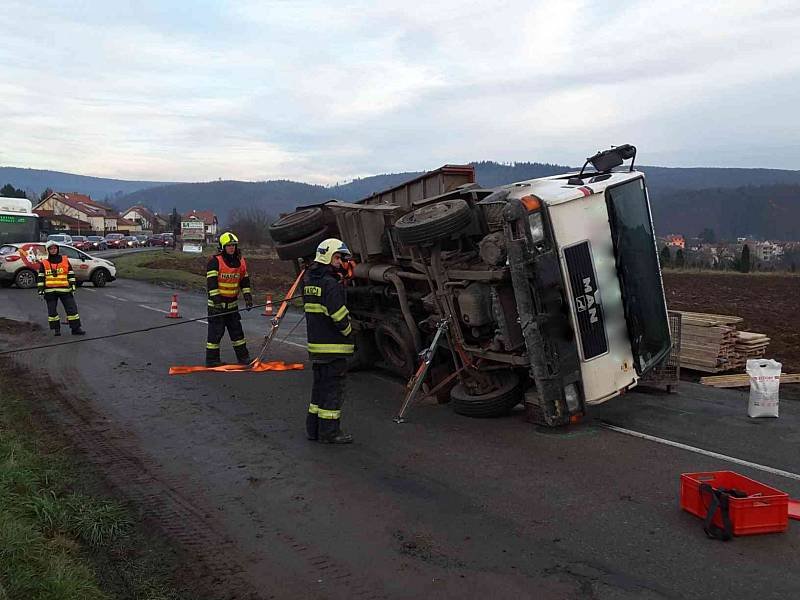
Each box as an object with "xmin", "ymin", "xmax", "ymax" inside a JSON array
[
  {"xmin": 112, "ymin": 250, "xmax": 207, "ymax": 290},
  {"xmin": 0, "ymin": 366, "xmax": 190, "ymax": 600}
]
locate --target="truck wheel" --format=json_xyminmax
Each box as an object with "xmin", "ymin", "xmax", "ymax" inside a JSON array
[
  {"xmin": 14, "ymin": 268, "xmax": 37, "ymax": 289},
  {"xmin": 274, "ymin": 226, "xmax": 335, "ymax": 261},
  {"xmin": 375, "ymin": 322, "xmax": 417, "ymax": 379},
  {"xmin": 91, "ymin": 268, "xmax": 110, "ymax": 287},
  {"xmin": 450, "ymin": 372, "xmax": 522, "ymax": 418},
  {"xmin": 394, "ymin": 199, "xmax": 473, "ymax": 246},
  {"xmin": 269, "ymin": 208, "xmax": 325, "ymax": 243}
]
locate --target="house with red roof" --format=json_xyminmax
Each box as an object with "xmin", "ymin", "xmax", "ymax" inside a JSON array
[
  {"xmin": 34, "ymin": 192, "xmax": 121, "ymax": 233},
  {"xmin": 184, "ymin": 210, "xmax": 218, "ymax": 241},
  {"xmin": 122, "ymin": 205, "xmax": 157, "ymax": 231}
]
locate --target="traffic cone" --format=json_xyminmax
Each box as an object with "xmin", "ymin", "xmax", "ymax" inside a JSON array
[
  {"xmin": 165, "ymin": 294, "xmax": 181, "ymax": 318},
  {"xmin": 262, "ymin": 293, "xmax": 273, "ymax": 317}
]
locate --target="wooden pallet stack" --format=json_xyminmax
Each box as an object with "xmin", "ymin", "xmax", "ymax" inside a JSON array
[
  {"xmin": 674, "ymin": 311, "xmax": 769, "ymax": 373},
  {"xmin": 732, "ymin": 331, "xmax": 770, "ymax": 368},
  {"xmin": 676, "ymin": 312, "xmax": 740, "ymax": 372}
]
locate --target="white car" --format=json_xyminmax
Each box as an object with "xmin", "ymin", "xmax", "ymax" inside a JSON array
[
  {"xmin": 46, "ymin": 233, "xmax": 74, "ymax": 245},
  {"xmin": 0, "ymin": 242, "xmax": 117, "ymax": 288}
]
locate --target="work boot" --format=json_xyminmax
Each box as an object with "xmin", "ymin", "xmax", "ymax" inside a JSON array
[
  {"xmin": 319, "ymin": 432, "xmax": 354, "ymax": 444},
  {"xmin": 54, "ymin": 329, "xmax": 61, "ymax": 337},
  {"xmin": 205, "ymin": 359, "xmax": 223, "ymax": 368},
  {"xmin": 71, "ymin": 328, "xmax": 86, "ymax": 336},
  {"xmin": 237, "ymin": 354, "xmax": 252, "ymax": 366},
  {"xmin": 306, "ymin": 414, "xmax": 319, "ymax": 441}
]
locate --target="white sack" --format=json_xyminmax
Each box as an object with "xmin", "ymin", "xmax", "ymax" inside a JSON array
[{"xmin": 746, "ymin": 358, "xmax": 781, "ymax": 418}]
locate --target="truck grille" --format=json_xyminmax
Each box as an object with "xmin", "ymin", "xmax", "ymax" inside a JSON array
[{"xmin": 564, "ymin": 241, "xmax": 608, "ymax": 360}]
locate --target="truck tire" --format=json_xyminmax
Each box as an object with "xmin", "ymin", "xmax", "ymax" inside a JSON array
[
  {"xmin": 394, "ymin": 199, "xmax": 473, "ymax": 246},
  {"xmin": 269, "ymin": 208, "xmax": 325, "ymax": 243},
  {"xmin": 450, "ymin": 372, "xmax": 522, "ymax": 418},
  {"xmin": 375, "ymin": 322, "xmax": 417, "ymax": 379},
  {"xmin": 274, "ymin": 226, "xmax": 333, "ymax": 261}
]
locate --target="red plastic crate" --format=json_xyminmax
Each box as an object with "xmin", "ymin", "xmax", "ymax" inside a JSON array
[{"xmin": 680, "ymin": 471, "xmax": 788, "ymax": 535}]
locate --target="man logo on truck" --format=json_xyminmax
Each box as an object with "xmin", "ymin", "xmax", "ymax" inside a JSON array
[{"xmin": 576, "ymin": 277, "xmax": 599, "ymax": 324}]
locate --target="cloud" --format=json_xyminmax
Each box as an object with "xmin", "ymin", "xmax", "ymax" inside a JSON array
[{"xmin": 0, "ymin": 0, "xmax": 798, "ymax": 183}]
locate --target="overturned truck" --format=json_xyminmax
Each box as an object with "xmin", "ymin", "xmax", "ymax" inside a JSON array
[{"xmin": 269, "ymin": 145, "xmax": 671, "ymax": 426}]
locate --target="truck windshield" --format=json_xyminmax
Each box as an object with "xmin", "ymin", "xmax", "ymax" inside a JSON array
[{"xmin": 606, "ymin": 178, "xmax": 671, "ymax": 375}]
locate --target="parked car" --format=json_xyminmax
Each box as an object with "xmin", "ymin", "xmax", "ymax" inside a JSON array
[
  {"xmin": 122, "ymin": 235, "xmax": 139, "ymax": 248},
  {"xmin": 70, "ymin": 235, "xmax": 90, "ymax": 250},
  {"xmin": 46, "ymin": 233, "xmax": 73, "ymax": 245},
  {"xmin": 104, "ymin": 233, "xmax": 126, "ymax": 249},
  {"xmin": 146, "ymin": 234, "xmax": 168, "ymax": 246},
  {"xmin": 86, "ymin": 235, "xmax": 108, "ymax": 251},
  {"xmin": 0, "ymin": 242, "xmax": 117, "ymax": 288}
]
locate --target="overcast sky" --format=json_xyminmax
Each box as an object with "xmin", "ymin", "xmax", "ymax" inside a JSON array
[{"xmin": 1, "ymin": 0, "xmax": 799, "ymax": 184}]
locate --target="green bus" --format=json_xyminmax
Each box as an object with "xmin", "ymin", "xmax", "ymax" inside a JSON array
[{"xmin": 0, "ymin": 197, "xmax": 40, "ymax": 244}]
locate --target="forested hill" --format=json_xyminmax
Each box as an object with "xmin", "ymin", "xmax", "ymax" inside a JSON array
[
  {"xmin": 3, "ymin": 162, "xmax": 800, "ymax": 239},
  {"xmin": 649, "ymin": 184, "xmax": 800, "ymax": 240},
  {"xmin": 0, "ymin": 167, "xmax": 169, "ymax": 201}
]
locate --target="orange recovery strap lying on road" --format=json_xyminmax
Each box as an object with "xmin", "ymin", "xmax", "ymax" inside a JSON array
[{"xmin": 169, "ymin": 359, "xmax": 304, "ymax": 375}]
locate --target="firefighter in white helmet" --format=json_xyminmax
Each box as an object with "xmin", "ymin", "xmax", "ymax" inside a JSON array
[
  {"xmin": 37, "ymin": 241, "xmax": 85, "ymax": 336},
  {"xmin": 303, "ymin": 238, "xmax": 354, "ymax": 444}
]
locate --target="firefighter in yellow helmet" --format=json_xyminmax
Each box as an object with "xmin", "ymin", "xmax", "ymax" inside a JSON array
[
  {"xmin": 303, "ymin": 238, "xmax": 354, "ymax": 444},
  {"xmin": 205, "ymin": 232, "xmax": 253, "ymax": 366}
]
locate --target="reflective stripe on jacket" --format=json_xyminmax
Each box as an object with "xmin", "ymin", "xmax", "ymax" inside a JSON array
[
  {"xmin": 303, "ymin": 263, "xmax": 353, "ymax": 359},
  {"xmin": 207, "ymin": 254, "xmax": 251, "ymax": 301},
  {"xmin": 38, "ymin": 258, "xmax": 75, "ymax": 293}
]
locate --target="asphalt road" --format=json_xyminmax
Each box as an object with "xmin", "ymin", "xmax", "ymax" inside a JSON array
[{"xmin": 2, "ymin": 279, "xmax": 800, "ymax": 599}]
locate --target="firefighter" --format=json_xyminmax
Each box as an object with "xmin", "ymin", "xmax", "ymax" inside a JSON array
[
  {"xmin": 206, "ymin": 232, "xmax": 253, "ymax": 367},
  {"xmin": 37, "ymin": 241, "xmax": 85, "ymax": 336},
  {"xmin": 304, "ymin": 238, "xmax": 355, "ymax": 444}
]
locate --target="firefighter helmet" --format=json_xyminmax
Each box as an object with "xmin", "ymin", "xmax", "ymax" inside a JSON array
[
  {"xmin": 45, "ymin": 240, "xmax": 59, "ymax": 251},
  {"xmin": 218, "ymin": 231, "xmax": 239, "ymax": 251},
  {"xmin": 314, "ymin": 238, "xmax": 351, "ymax": 264}
]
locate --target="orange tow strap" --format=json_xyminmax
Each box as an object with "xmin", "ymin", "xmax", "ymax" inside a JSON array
[{"xmin": 169, "ymin": 359, "xmax": 303, "ymax": 375}]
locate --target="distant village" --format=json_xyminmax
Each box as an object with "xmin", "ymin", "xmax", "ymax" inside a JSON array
[
  {"xmin": 658, "ymin": 233, "xmax": 800, "ymax": 272},
  {"xmin": 32, "ymin": 191, "xmax": 218, "ymax": 243}
]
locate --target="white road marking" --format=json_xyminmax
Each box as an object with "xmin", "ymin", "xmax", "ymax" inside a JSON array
[
  {"xmin": 107, "ymin": 294, "xmax": 127, "ymax": 301},
  {"xmin": 81, "ymin": 287, "xmax": 97, "ymax": 292},
  {"xmin": 602, "ymin": 423, "xmax": 800, "ymax": 482},
  {"xmin": 138, "ymin": 304, "xmax": 170, "ymax": 314},
  {"xmin": 137, "ymin": 304, "xmax": 208, "ymax": 324}
]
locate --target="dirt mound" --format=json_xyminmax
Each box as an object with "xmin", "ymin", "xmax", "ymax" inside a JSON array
[
  {"xmin": 0, "ymin": 317, "xmax": 42, "ymax": 335},
  {"xmin": 663, "ymin": 272, "xmax": 800, "ymax": 372}
]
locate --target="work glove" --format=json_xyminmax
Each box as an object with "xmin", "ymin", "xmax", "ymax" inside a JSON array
[{"xmin": 244, "ymin": 293, "xmax": 253, "ymax": 311}]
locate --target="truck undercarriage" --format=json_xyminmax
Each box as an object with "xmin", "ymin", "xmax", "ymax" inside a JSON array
[{"xmin": 269, "ymin": 146, "xmax": 671, "ymax": 426}]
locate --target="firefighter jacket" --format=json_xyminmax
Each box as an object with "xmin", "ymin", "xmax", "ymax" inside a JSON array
[
  {"xmin": 38, "ymin": 255, "xmax": 75, "ymax": 294},
  {"xmin": 303, "ymin": 263, "xmax": 353, "ymax": 360},
  {"xmin": 207, "ymin": 253, "xmax": 252, "ymax": 310}
]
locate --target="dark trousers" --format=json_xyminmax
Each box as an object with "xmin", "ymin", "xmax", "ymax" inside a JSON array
[
  {"xmin": 306, "ymin": 358, "xmax": 348, "ymax": 440},
  {"xmin": 206, "ymin": 308, "xmax": 249, "ymax": 362},
  {"xmin": 45, "ymin": 293, "xmax": 81, "ymax": 331}
]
